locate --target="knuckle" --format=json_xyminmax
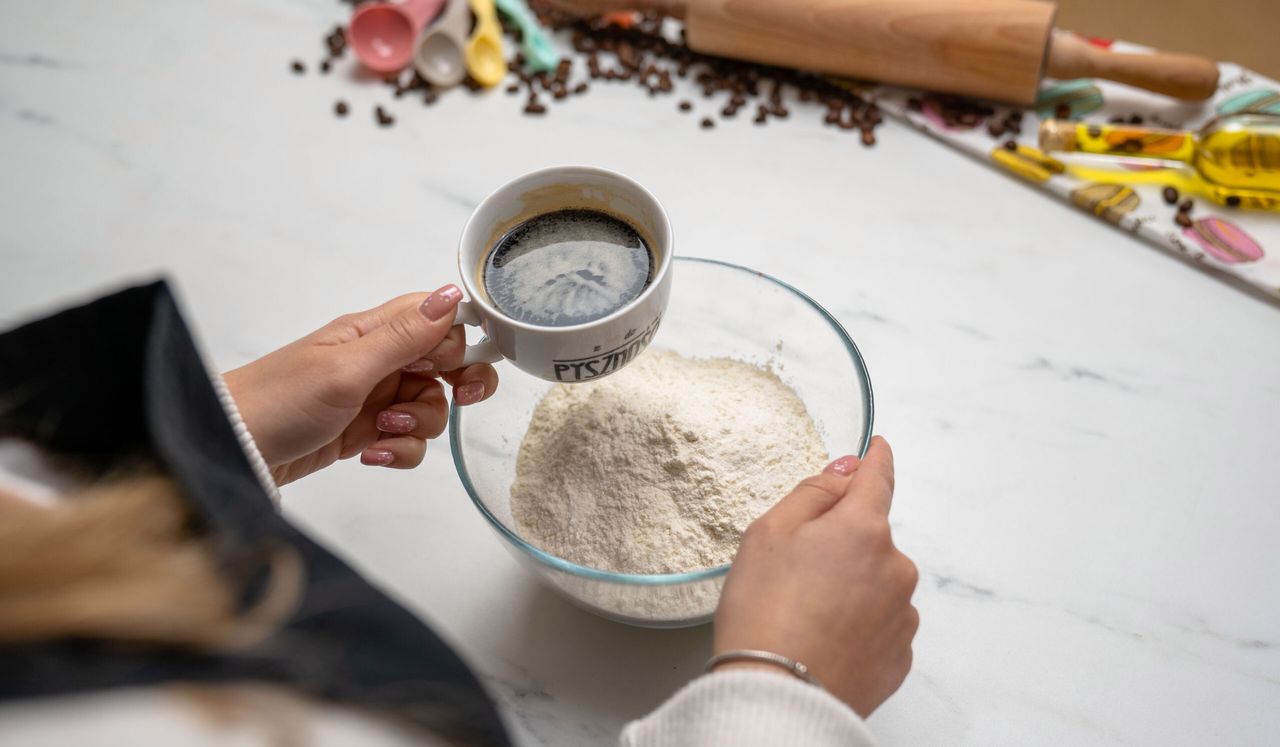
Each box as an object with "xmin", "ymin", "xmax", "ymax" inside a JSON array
[
  {"xmin": 385, "ymin": 315, "xmax": 422, "ymax": 352},
  {"xmin": 898, "ymin": 554, "xmax": 920, "ymax": 591},
  {"xmin": 329, "ymin": 312, "xmax": 357, "ymax": 330},
  {"xmin": 857, "ymin": 516, "xmax": 893, "ymax": 548},
  {"xmin": 796, "ymin": 475, "xmax": 843, "ymax": 500},
  {"xmin": 742, "ymin": 516, "xmax": 783, "ymax": 546},
  {"xmin": 905, "ymin": 605, "xmax": 921, "ymax": 637},
  {"xmin": 741, "ymin": 517, "xmax": 771, "ymax": 542},
  {"xmin": 880, "ymin": 467, "xmax": 896, "ymax": 494}
]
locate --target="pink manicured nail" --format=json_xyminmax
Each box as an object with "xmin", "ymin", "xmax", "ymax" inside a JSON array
[
  {"xmin": 825, "ymin": 455, "xmax": 859, "ymax": 476},
  {"xmin": 402, "ymin": 358, "xmax": 435, "ymax": 374},
  {"xmin": 455, "ymin": 381, "xmax": 486, "ymax": 406},
  {"xmin": 361, "ymin": 449, "xmax": 395, "ymax": 466},
  {"xmin": 421, "ymin": 284, "xmax": 463, "ymax": 321},
  {"xmin": 376, "ymin": 410, "xmax": 417, "ymax": 434}
]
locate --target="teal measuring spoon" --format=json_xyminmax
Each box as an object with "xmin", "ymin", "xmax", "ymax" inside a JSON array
[{"xmin": 493, "ymin": 0, "xmax": 559, "ymax": 73}]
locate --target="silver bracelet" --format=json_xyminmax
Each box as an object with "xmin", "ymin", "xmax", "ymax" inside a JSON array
[{"xmin": 705, "ymin": 649, "xmax": 822, "ymax": 688}]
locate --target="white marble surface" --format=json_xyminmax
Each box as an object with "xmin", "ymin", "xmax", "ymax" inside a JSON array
[{"xmin": 3, "ymin": 1, "xmax": 1279, "ymax": 744}]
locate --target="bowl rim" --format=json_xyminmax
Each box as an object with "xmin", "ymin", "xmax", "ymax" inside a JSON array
[{"xmin": 448, "ymin": 255, "xmax": 875, "ymax": 586}]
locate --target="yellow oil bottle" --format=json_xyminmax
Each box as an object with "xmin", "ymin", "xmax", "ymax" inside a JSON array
[{"xmin": 1039, "ymin": 114, "xmax": 1280, "ymax": 210}]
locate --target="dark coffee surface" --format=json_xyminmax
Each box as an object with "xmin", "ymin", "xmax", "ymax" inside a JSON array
[{"xmin": 483, "ymin": 209, "xmax": 653, "ymax": 327}]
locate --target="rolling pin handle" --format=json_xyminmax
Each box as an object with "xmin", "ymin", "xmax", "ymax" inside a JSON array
[{"xmin": 1046, "ymin": 32, "xmax": 1220, "ymax": 101}]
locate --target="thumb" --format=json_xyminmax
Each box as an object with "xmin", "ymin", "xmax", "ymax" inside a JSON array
[
  {"xmin": 350, "ymin": 284, "xmax": 463, "ymax": 383},
  {"xmin": 759, "ymin": 455, "xmax": 861, "ymax": 529}
]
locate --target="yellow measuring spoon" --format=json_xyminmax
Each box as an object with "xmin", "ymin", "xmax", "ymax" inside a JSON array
[{"xmin": 466, "ymin": 0, "xmax": 506, "ymax": 88}]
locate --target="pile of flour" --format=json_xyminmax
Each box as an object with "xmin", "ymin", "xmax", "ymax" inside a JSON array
[{"xmin": 510, "ymin": 348, "xmax": 827, "ymax": 574}]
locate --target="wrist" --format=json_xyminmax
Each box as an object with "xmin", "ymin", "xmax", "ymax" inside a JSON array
[
  {"xmin": 706, "ymin": 649, "xmax": 821, "ymax": 687},
  {"xmin": 709, "ymin": 660, "xmax": 794, "ymax": 677}
]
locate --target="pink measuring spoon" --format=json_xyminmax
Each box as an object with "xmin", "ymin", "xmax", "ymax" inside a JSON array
[{"xmin": 348, "ymin": 0, "xmax": 446, "ymax": 74}]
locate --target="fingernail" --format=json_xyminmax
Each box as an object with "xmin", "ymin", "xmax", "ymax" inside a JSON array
[
  {"xmin": 376, "ymin": 410, "xmax": 417, "ymax": 434},
  {"xmin": 455, "ymin": 381, "xmax": 486, "ymax": 406},
  {"xmin": 361, "ymin": 449, "xmax": 395, "ymax": 466},
  {"xmin": 421, "ymin": 284, "xmax": 463, "ymax": 321},
  {"xmin": 825, "ymin": 455, "xmax": 859, "ymax": 476},
  {"xmin": 402, "ymin": 358, "xmax": 435, "ymax": 374}
]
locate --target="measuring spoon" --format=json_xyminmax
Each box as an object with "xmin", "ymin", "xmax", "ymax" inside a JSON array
[
  {"xmin": 414, "ymin": 0, "xmax": 472, "ymax": 87},
  {"xmin": 465, "ymin": 0, "xmax": 507, "ymax": 88},
  {"xmin": 349, "ymin": 0, "xmax": 445, "ymax": 74},
  {"xmin": 494, "ymin": 0, "xmax": 559, "ymax": 73}
]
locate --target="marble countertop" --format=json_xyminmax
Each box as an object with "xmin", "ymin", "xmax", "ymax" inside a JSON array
[{"xmin": 2, "ymin": 1, "xmax": 1278, "ymax": 744}]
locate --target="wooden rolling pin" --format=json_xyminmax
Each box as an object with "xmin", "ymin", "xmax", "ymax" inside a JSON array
[{"xmin": 548, "ymin": 0, "xmax": 1220, "ymax": 104}]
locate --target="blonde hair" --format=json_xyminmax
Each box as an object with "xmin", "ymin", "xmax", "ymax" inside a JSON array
[{"xmin": 0, "ymin": 474, "xmax": 302, "ymax": 649}]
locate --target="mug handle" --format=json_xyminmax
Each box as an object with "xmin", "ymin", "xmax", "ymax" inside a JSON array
[{"xmin": 455, "ymin": 301, "xmax": 504, "ymax": 367}]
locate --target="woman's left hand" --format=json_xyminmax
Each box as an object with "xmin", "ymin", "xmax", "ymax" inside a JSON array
[{"xmin": 224, "ymin": 285, "xmax": 497, "ymax": 485}]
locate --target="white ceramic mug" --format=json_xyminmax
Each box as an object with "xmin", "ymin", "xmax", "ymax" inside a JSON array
[{"xmin": 456, "ymin": 165, "xmax": 674, "ymax": 383}]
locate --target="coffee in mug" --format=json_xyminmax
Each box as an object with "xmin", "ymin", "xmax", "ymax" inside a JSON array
[{"xmin": 481, "ymin": 208, "xmax": 654, "ymax": 328}]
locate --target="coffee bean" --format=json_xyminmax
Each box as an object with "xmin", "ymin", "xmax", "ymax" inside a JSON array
[
  {"xmin": 907, "ymin": 97, "xmax": 923, "ymax": 112},
  {"xmin": 574, "ymin": 82, "xmax": 589, "ymax": 94},
  {"xmin": 1129, "ymin": 114, "xmax": 1144, "ymax": 124},
  {"xmin": 375, "ymin": 105, "xmax": 394, "ymax": 126},
  {"xmin": 1086, "ymin": 124, "xmax": 1102, "ymax": 138},
  {"xmin": 423, "ymin": 90, "xmax": 438, "ymax": 105},
  {"xmin": 1175, "ymin": 212, "xmax": 1193, "ymax": 228},
  {"xmin": 524, "ymin": 99, "xmax": 546, "ymax": 115},
  {"xmin": 1178, "ymin": 199, "xmax": 1193, "ymax": 213},
  {"xmin": 678, "ymin": 100, "xmax": 692, "ymax": 112},
  {"xmin": 1162, "ymin": 186, "xmax": 1179, "ymax": 205},
  {"xmin": 554, "ymin": 88, "xmax": 568, "ymax": 100},
  {"xmin": 506, "ymin": 84, "xmax": 521, "ymax": 94},
  {"xmin": 861, "ymin": 129, "xmax": 876, "ymax": 146},
  {"xmin": 754, "ymin": 112, "xmax": 767, "ymax": 125},
  {"xmin": 721, "ymin": 104, "xmax": 737, "ymax": 117},
  {"xmin": 334, "ymin": 100, "xmax": 349, "ymax": 117},
  {"xmin": 987, "ymin": 120, "xmax": 1006, "ymax": 137},
  {"xmin": 1054, "ymin": 103, "xmax": 1071, "ymax": 119},
  {"xmin": 772, "ymin": 106, "xmax": 788, "ymax": 119},
  {"xmin": 1108, "ymin": 116, "xmax": 1126, "ymax": 124},
  {"xmin": 1003, "ymin": 139, "xmax": 1018, "ymax": 151},
  {"xmin": 291, "ymin": 60, "xmax": 305, "ymax": 74},
  {"xmin": 320, "ymin": 59, "xmax": 332, "ymax": 74},
  {"xmin": 1225, "ymin": 195, "xmax": 1241, "ymax": 208},
  {"xmin": 1007, "ymin": 110, "xmax": 1023, "ymax": 123},
  {"xmin": 700, "ymin": 117, "xmax": 714, "ymax": 129}
]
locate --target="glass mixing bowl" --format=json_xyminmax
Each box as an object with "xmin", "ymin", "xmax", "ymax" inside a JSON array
[{"xmin": 449, "ymin": 257, "xmax": 874, "ymax": 628}]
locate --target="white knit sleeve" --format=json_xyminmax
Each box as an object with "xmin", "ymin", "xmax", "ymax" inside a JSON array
[{"xmin": 620, "ymin": 669, "xmax": 877, "ymax": 747}]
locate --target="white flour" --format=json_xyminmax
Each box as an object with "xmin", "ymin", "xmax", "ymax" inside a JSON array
[{"xmin": 511, "ymin": 348, "xmax": 827, "ymax": 575}]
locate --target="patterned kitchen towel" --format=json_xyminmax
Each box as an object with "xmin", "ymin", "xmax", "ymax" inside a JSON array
[{"xmin": 869, "ymin": 37, "xmax": 1280, "ymax": 302}]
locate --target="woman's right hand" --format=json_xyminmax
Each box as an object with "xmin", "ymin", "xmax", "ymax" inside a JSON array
[{"xmin": 712, "ymin": 436, "xmax": 918, "ymax": 717}]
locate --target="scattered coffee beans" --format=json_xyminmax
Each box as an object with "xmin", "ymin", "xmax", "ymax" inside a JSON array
[
  {"xmin": 335, "ymin": 100, "xmax": 349, "ymax": 117},
  {"xmin": 1178, "ymin": 199, "xmax": 1193, "ymax": 213},
  {"xmin": 1175, "ymin": 212, "xmax": 1193, "ymax": 228},
  {"xmin": 1162, "ymin": 186, "xmax": 1179, "ymax": 205},
  {"xmin": 304, "ymin": 0, "xmax": 887, "ymax": 146},
  {"xmin": 291, "ymin": 60, "xmax": 305, "ymax": 74}
]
